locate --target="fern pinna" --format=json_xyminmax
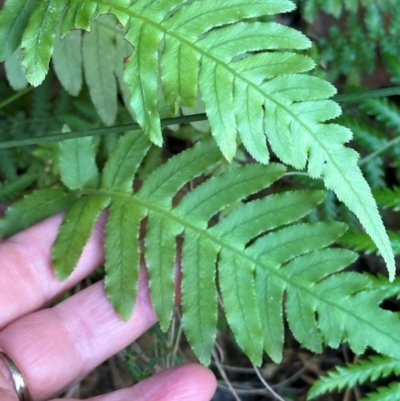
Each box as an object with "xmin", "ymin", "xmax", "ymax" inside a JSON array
[
  {"xmin": 2, "ymin": 132, "xmax": 400, "ymax": 367},
  {"xmin": 0, "ymin": 0, "xmax": 395, "ymax": 278},
  {"xmin": 309, "ymin": 352, "xmax": 400, "ymax": 401}
]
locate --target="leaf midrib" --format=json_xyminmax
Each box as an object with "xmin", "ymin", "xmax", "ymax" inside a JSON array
[{"xmin": 81, "ymin": 188, "xmax": 399, "ymax": 347}]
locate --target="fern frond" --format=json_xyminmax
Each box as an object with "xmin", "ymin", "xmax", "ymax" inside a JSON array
[
  {"xmin": 338, "ymin": 116, "xmax": 387, "ymax": 156},
  {"xmin": 3, "ymin": 132, "xmax": 400, "ymax": 367},
  {"xmin": 367, "ymin": 274, "xmax": 400, "ymax": 299},
  {"xmin": 374, "ymin": 187, "xmax": 400, "ymax": 211},
  {"xmin": 0, "ymin": 174, "xmax": 37, "ymax": 201},
  {"xmin": 361, "ymin": 97, "xmax": 400, "ymax": 133},
  {"xmin": 359, "ymin": 383, "xmax": 400, "ymax": 401},
  {"xmin": 0, "ymin": 188, "xmax": 79, "ymax": 237},
  {"xmin": 118, "ymin": 0, "xmax": 393, "ymax": 276},
  {"xmin": 338, "ymin": 187, "xmax": 400, "ymax": 255},
  {"xmin": 339, "ymin": 230, "xmax": 400, "ymax": 256},
  {"xmin": 0, "ymin": 0, "xmax": 395, "ymax": 277},
  {"xmin": 308, "ymin": 356, "xmax": 400, "ymax": 399}
]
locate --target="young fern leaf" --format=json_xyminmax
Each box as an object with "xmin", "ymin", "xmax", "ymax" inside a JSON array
[{"xmin": 308, "ymin": 356, "xmax": 400, "ymax": 401}]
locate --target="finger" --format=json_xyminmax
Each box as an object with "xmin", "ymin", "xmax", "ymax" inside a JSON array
[
  {"xmin": 53, "ymin": 364, "xmax": 217, "ymax": 401},
  {"xmin": 0, "ymin": 214, "xmax": 106, "ymax": 329},
  {"xmin": 0, "ymin": 272, "xmax": 159, "ymax": 401}
]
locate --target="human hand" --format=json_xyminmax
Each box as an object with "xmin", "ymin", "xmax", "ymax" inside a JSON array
[{"xmin": 0, "ymin": 214, "xmax": 217, "ymax": 401}]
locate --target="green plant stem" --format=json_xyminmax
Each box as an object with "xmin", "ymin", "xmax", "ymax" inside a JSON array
[
  {"xmin": 333, "ymin": 86, "xmax": 400, "ymax": 103},
  {"xmin": 283, "ymin": 172, "xmax": 310, "ymax": 177},
  {"xmin": 1, "ymin": 86, "xmax": 400, "ymax": 149},
  {"xmin": 0, "ymin": 113, "xmax": 207, "ymax": 149},
  {"xmin": 0, "ymin": 87, "xmax": 33, "ymax": 109}
]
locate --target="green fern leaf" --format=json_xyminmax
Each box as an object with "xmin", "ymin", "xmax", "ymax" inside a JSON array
[
  {"xmin": 360, "ymin": 383, "xmax": 400, "ymax": 401},
  {"xmin": 52, "ymin": 27, "xmax": 83, "ymax": 96},
  {"xmin": 210, "ymin": 190, "xmax": 326, "ymax": 248},
  {"xmin": 181, "ymin": 232, "xmax": 219, "ymax": 365},
  {"xmin": 101, "ymin": 130, "xmax": 151, "ymax": 193},
  {"xmin": 52, "ymin": 194, "xmax": 110, "ymax": 280},
  {"xmin": 0, "ymin": 0, "xmax": 37, "ymax": 61},
  {"xmin": 4, "ymin": 48, "xmax": 28, "ymax": 90},
  {"xmin": 0, "ymin": 188, "xmax": 78, "ymax": 237},
  {"xmin": 61, "ymin": 0, "xmax": 96, "ymax": 34},
  {"xmin": 114, "ymin": 32, "xmax": 134, "ymax": 115},
  {"xmin": 177, "ymin": 163, "xmax": 286, "ymax": 364},
  {"xmin": 340, "ymin": 229, "xmax": 400, "ymax": 256},
  {"xmin": 105, "ymin": 199, "xmax": 146, "ymax": 321},
  {"xmin": 374, "ymin": 187, "xmax": 400, "ymax": 211},
  {"xmin": 21, "ymin": 0, "xmax": 67, "ymax": 86},
  {"xmin": 117, "ymin": 0, "xmax": 394, "ymax": 278},
  {"xmin": 308, "ymin": 356, "xmax": 400, "ymax": 399},
  {"xmin": 137, "ymin": 140, "xmax": 221, "ymax": 206},
  {"xmin": 339, "ymin": 229, "xmax": 376, "ymax": 254},
  {"xmin": 317, "ymin": 275, "xmax": 400, "ymax": 356},
  {"xmin": 0, "ymin": 0, "xmax": 394, "ymax": 277},
  {"xmin": 121, "ymin": 0, "xmax": 296, "ymax": 149},
  {"xmin": 124, "ymin": 21, "xmax": 164, "ymax": 145},
  {"xmin": 0, "ymin": 174, "xmax": 37, "ymax": 202},
  {"xmin": 361, "ymin": 97, "xmax": 400, "ymax": 132},
  {"xmin": 111, "ymin": 138, "xmax": 221, "ymax": 335},
  {"xmin": 175, "ymin": 164, "xmax": 286, "ymax": 225},
  {"xmin": 219, "ymin": 249, "xmax": 263, "ymax": 365},
  {"xmin": 83, "ymin": 15, "xmax": 118, "ymax": 126},
  {"xmin": 249, "ymin": 221, "xmax": 348, "ymax": 268},
  {"xmin": 368, "ymin": 274, "xmax": 400, "ymax": 299},
  {"xmin": 59, "ymin": 131, "xmax": 99, "ymax": 190},
  {"xmin": 145, "ymin": 213, "xmax": 181, "ymax": 331},
  {"xmin": 3, "ymin": 134, "xmax": 400, "ymax": 366}
]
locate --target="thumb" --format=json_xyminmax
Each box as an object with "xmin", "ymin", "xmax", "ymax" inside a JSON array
[{"xmin": 0, "ymin": 359, "xmax": 18, "ymax": 401}]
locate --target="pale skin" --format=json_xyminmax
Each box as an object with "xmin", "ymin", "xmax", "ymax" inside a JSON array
[{"xmin": 0, "ymin": 214, "xmax": 217, "ymax": 401}]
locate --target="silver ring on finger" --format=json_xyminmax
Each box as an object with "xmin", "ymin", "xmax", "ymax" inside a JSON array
[{"xmin": 0, "ymin": 348, "xmax": 32, "ymax": 401}]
